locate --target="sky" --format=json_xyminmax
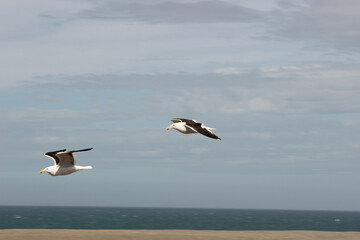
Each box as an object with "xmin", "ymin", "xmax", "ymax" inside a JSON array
[{"xmin": 1, "ymin": 0, "xmax": 360, "ymax": 211}]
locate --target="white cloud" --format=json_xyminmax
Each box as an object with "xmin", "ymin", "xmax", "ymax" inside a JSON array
[
  {"xmin": 248, "ymin": 98, "xmax": 276, "ymax": 112},
  {"xmin": 215, "ymin": 67, "xmax": 243, "ymax": 75},
  {"xmin": 190, "ymin": 148, "xmax": 209, "ymax": 154},
  {"xmin": 76, "ymin": 0, "xmax": 263, "ymax": 23},
  {"xmin": 20, "ymin": 65, "xmax": 360, "ymax": 116},
  {"xmin": 272, "ymin": 0, "xmax": 360, "ymax": 52},
  {"xmin": 0, "ymin": 108, "xmax": 105, "ymax": 126}
]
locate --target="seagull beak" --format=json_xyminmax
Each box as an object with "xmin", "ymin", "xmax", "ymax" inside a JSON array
[
  {"xmin": 40, "ymin": 170, "xmax": 45, "ymax": 173},
  {"xmin": 166, "ymin": 126, "xmax": 172, "ymax": 130}
]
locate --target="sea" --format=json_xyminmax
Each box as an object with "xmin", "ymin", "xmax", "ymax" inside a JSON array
[{"xmin": 1, "ymin": 206, "xmax": 360, "ymax": 231}]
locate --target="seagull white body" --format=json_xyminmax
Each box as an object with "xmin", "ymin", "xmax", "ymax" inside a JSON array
[
  {"xmin": 167, "ymin": 118, "xmax": 221, "ymax": 140},
  {"xmin": 40, "ymin": 148, "xmax": 93, "ymax": 176},
  {"xmin": 168, "ymin": 122, "xmax": 198, "ymax": 134}
]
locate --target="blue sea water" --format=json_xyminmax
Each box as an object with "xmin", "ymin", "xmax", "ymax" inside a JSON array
[{"xmin": 1, "ymin": 206, "xmax": 360, "ymax": 231}]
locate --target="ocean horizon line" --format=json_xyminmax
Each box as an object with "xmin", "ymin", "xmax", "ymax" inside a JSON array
[{"xmin": 1, "ymin": 205, "xmax": 360, "ymax": 213}]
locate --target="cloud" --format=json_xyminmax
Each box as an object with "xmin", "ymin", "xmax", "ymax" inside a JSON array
[
  {"xmin": 37, "ymin": 0, "xmax": 360, "ymax": 54},
  {"xmin": 215, "ymin": 67, "xmax": 244, "ymax": 75},
  {"xmin": 75, "ymin": 0, "xmax": 264, "ymax": 23},
  {"xmin": 270, "ymin": 0, "xmax": 360, "ymax": 52},
  {"xmin": 0, "ymin": 108, "xmax": 105, "ymax": 126},
  {"xmin": 22, "ymin": 63, "xmax": 360, "ymax": 116},
  {"xmin": 4, "ymin": 0, "xmax": 358, "ymax": 93},
  {"xmin": 190, "ymin": 148, "xmax": 209, "ymax": 154},
  {"xmin": 248, "ymin": 98, "xmax": 276, "ymax": 112}
]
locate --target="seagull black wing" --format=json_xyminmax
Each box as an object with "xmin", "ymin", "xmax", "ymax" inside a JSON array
[
  {"xmin": 171, "ymin": 118, "xmax": 196, "ymax": 124},
  {"xmin": 45, "ymin": 149, "xmax": 66, "ymax": 165},
  {"xmin": 193, "ymin": 125, "xmax": 221, "ymax": 140},
  {"xmin": 68, "ymin": 148, "xmax": 93, "ymax": 153},
  {"xmin": 56, "ymin": 148, "xmax": 93, "ymax": 167}
]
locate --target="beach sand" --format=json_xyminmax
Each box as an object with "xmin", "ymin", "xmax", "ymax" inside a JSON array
[{"xmin": 1, "ymin": 229, "xmax": 360, "ymax": 240}]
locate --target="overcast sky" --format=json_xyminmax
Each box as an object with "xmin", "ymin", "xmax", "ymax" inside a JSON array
[{"xmin": 1, "ymin": 0, "xmax": 360, "ymax": 211}]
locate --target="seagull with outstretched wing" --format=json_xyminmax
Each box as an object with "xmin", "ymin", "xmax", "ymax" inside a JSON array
[
  {"xmin": 40, "ymin": 148, "xmax": 93, "ymax": 176},
  {"xmin": 167, "ymin": 118, "xmax": 221, "ymax": 140}
]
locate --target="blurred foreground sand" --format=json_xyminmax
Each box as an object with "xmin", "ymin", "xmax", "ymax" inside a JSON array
[{"xmin": 1, "ymin": 230, "xmax": 360, "ymax": 240}]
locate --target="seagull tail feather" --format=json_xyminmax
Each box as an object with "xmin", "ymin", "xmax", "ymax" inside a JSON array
[{"xmin": 76, "ymin": 166, "xmax": 93, "ymax": 170}]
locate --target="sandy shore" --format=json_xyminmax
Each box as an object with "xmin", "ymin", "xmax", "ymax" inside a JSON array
[{"xmin": 1, "ymin": 229, "xmax": 360, "ymax": 240}]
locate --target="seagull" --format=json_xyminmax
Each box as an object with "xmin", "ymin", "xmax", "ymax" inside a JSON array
[
  {"xmin": 40, "ymin": 148, "xmax": 93, "ymax": 176},
  {"xmin": 166, "ymin": 118, "xmax": 221, "ymax": 140}
]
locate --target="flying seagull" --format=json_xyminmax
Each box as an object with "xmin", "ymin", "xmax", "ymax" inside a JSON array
[
  {"xmin": 167, "ymin": 118, "xmax": 221, "ymax": 140},
  {"xmin": 40, "ymin": 148, "xmax": 93, "ymax": 176}
]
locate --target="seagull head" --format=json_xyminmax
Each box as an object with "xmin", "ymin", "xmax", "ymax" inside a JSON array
[
  {"xmin": 40, "ymin": 166, "xmax": 57, "ymax": 176},
  {"xmin": 166, "ymin": 123, "xmax": 176, "ymax": 130}
]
